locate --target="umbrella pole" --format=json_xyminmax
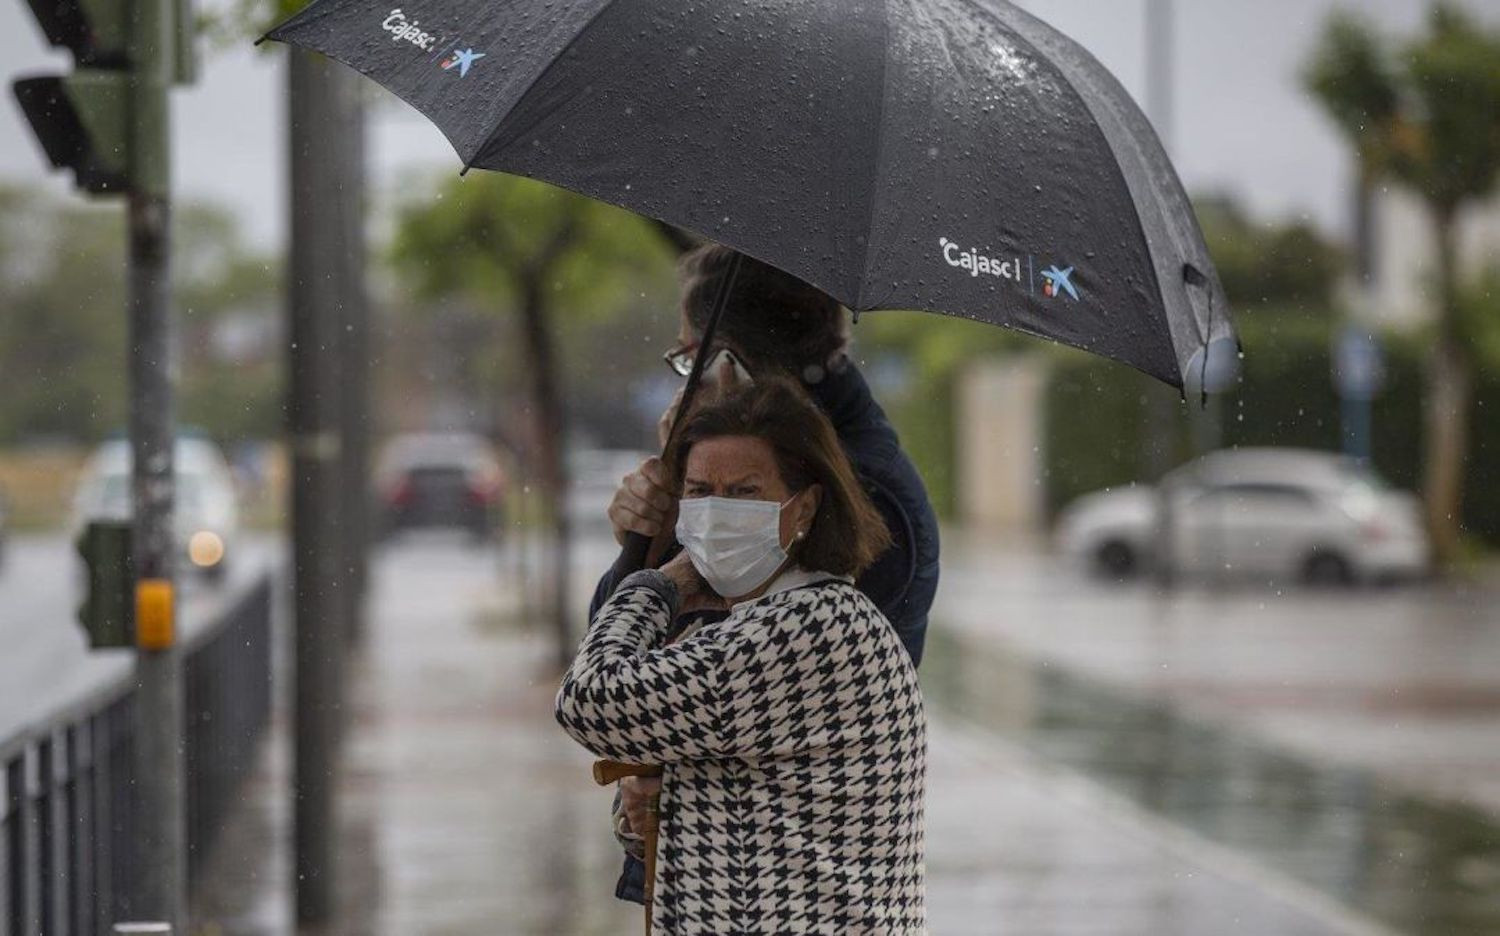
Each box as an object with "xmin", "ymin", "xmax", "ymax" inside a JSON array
[{"xmin": 610, "ymin": 252, "xmax": 744, "ymax": 574}]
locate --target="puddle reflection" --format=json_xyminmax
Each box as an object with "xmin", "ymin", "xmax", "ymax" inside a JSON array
[{"xmin": 923, "ymin": 629, "xmax": 1500, "ymax": 935}]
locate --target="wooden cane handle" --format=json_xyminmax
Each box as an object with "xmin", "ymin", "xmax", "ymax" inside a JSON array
[{"xmin": 593, "ymin": 759, "xmax": 664, "ymax": 786}]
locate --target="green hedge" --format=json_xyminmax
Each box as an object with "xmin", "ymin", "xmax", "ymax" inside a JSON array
[{"xmin": 887, "ymin": 367, "xmax": 959, "ymax": 518}]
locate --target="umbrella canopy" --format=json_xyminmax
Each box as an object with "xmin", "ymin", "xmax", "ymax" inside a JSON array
[{"xmin": 265, "ymin": 0, "xmax": 1237, "ymax": 391}]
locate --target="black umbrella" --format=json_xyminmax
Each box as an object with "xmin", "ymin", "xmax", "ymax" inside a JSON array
[{"xmin": 263, "ymin": 0, "xmax": 1238, "ymax": 394}]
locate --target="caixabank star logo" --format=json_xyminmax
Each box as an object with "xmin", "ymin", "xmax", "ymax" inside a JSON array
[
  {"xmin": 440, "ymin": 47, "xmax": 486, "ymax": 77},
  {"xmin": 1041, "ymin": 265, "xmax": 1079, "ymax": 300}
]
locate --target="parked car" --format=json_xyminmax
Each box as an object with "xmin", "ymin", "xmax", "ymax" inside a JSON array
[
  {"xmin": 1056, "ymin": 448, "xmax": 1430, "ymax": 586},
  {"xmin": 376, "ymin": 433, "xmax": 506, "ymax": 541},
  {"xmin": 70, "ymin": 436, "xmax": 241, "ymax": 582}
]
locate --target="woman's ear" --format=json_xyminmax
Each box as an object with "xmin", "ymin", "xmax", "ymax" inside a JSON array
[{"xmin": 795, "ymin": 484, "xmax": 823, "ymax": 536}]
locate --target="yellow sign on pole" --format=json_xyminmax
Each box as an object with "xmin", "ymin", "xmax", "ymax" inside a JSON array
[{"xmin": 136, "ymin": 579, "xmax": 174, "ymax": 650}]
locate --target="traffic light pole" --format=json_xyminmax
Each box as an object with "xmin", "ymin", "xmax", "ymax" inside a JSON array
[{"xmin": 127, "ymin": 0, "xmax": 185, "ymax": 929}]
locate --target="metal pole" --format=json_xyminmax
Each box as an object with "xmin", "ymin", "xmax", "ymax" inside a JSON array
[
  {"xmin": 1144, "ymin": 0, "xmax": 1179, "ymax": 587},
  {"xmin": 288, "ymin": 49, "xmax": 348, "ymax": 925},
  {"xmin": 1145, "ymin": 0, "xmax": 1175, "ymax": 154},
  {"xmin": 1143, "ymin": 0, "xmax": 1179, "ymax": 481},
  {"xmin": 127, "ymin": 0, "xmax": 185, "ymax": 928},
  {"xmin": 336, "ymin": 76, "xmax": 371, "ymax": 648}
]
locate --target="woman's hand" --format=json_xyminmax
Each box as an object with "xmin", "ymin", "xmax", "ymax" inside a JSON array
[
  {"xmin": 660, "ymin": 549, "xmax": 727, "ymax": 615},
  {"xmin": 608, "ymin": 457, "xmax": 677, "ymax": 546},
  {"xmin": 620, "ymin": 775, "xmax": 663, "ymax": 835}
]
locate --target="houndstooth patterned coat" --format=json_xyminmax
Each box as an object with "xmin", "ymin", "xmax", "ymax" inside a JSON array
[{"xmin": 556, "ymin": 569, "xmax": 927, "ymax": 935}]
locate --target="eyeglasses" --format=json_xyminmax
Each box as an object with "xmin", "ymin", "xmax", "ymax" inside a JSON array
[{"xmin": 662, "ymin": 342, "xmax": 699, "ymax": 377}]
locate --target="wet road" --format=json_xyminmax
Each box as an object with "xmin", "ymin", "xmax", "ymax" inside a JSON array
[
  {"xmin": 186, "ymin": 532, "xmax": 1491, "ymax": 935},
  {"xmin": 936, "ymin": 535, "xmax": 1500, "ymax": 816},
  {"xmin": 0, "ymin": 532, "xmax": 278, "ymax": 744}
]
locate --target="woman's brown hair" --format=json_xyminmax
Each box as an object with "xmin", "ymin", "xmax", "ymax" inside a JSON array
[
  {"xmin": 679, "ymin": 244, "xmax": 849, "ymax": 380},
  {"xmin": 666, "ymin": 377, "xmax": 891, "ymax": 578}
]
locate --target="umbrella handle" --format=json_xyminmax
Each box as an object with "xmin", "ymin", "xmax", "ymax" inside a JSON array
[
  {"xmin": 611, "ymin": 531, "xmax": 654, "ymax": 581},
  {"xmin": 593, "ymin": 759, "xmax": 664, "ymax": 785}
]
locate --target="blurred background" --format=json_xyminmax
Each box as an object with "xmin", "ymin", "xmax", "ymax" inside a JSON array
[{"xmin": 2, "ymin": 1, "xmax": 1498, "ymax": 935}]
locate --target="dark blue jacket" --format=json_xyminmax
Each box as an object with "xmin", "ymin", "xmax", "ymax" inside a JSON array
[{"xmin": 585, "ymin": 359, "xmax": 941, "ymax": 905}]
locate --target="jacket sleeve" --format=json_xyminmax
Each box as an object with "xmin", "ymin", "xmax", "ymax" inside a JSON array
[
  {"xmin": 557, "ymin": 579, "xmax": 871, "ymax": 764},
  {"xmin": 557, "ymin": 570, "xmax": 733, "ymax": 764}
]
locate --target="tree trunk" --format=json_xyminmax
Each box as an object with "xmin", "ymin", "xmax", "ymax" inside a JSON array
[
  {"xmin": 518, "ymin": 280, "xmax": 573, "ymax": 668},
  {"xmin": 1421, "ymin": 207, "xmax": 1472, "ymax": 565}
]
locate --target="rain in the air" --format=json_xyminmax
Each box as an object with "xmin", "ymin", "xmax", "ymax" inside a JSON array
[{"xmin": 2, "ymin": 0, "xmax": 1498, "ymax": 934}]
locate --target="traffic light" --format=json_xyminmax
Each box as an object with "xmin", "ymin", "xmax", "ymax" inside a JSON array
[
  {"xmin": 76, "ymin": 520, "xmax": 135, "ymax": 648},
  {"xmin": 13, "ymin": 74, "xmax": 130, "ymax": 195},
  {"xmin": 13, "ymin": 0, "xmax": 196, "ymax": 197},
  {"xmin": 14, "ymin": 0, "xmax": 132, "ymax": 195}
]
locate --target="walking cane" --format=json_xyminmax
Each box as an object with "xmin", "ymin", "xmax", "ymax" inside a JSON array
[{"xmin": 595, "ymin": 760, "xmax": 666, "ymax": 935}]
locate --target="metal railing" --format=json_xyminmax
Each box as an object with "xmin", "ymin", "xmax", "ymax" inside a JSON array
[{"xmin": 1, "ymin": 574, "xmax": 274, "ymax": 936}]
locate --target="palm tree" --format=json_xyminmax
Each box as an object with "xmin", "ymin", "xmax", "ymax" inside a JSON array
[{"xmin": 1305, "ymin": 4, "xmax": 1500, "ymax": 563}]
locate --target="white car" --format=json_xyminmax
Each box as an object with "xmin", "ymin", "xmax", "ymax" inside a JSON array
[
  {"xmin": 1055, "ymin": 448, "xmax": 1430, "ymax": 585},
  {"xmin": 70, "ymin": 436, "xmax": 241, "ymax": 582}
]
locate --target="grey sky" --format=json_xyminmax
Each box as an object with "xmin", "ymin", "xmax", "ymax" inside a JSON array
[{"xmin": 2, "ymin": 1, "xmax": 1490, "ymax": 249}]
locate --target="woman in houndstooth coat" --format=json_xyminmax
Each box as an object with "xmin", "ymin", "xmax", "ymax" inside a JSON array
[{"xmin": 557, "ymin": 379, "xmax": 927, "ymax": 935}]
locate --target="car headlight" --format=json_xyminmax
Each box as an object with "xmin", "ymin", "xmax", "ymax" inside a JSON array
[
  {"xmin": 188, "ymin": 531, "xmax": 225, "ymax": 567},
  {"xmin": 1341, "ymin": 485, "xmax": 1379, "ymax": 523}
]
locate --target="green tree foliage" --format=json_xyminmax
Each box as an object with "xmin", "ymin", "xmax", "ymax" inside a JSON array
[
  {"xmin": 201, "ymin": 0, "xmax": 303, "ymax": 46},
  {"xmin": 1305, "ymin": 3, "xmax": 1500, "ymax": 562},
  {"xmin": 0, "ymin": 186, "xmax": 127, "ymax": 442},
  {"xmin": 0, "ymin": 184, "xmax": 281, "ymax": 446},
  {"xmin": 1194, "ymin": 195, "xmax": 1344, "ymax": 312},
  {"xmin": 392, "ymin": 174, "xmax": 671, "ymax": 325},
  {"xmin": 389, "ymin": 172, "xmax": 679, "ymax": 440}
]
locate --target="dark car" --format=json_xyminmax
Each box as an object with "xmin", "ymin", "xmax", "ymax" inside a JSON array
[{"xmin": 376, "ymin": 433, "xmax": 506, "ymax": 541}]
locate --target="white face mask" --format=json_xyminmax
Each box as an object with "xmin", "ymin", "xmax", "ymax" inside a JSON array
[{"xmin": 675, "ymin": 495, "xmax": 797, "ymax": 599}]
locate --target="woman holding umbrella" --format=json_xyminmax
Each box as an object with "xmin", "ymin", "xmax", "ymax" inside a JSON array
[
  {"xmin": 589, "ymin": 244, "xmax": 941, "ymax": 907},
  {"xmin": 593, "ymin": 243, "xmax": 940, "ymax": 663},
  {"xmin": 556, "ymin": 377, "xmax": 927, "ymax": 934}
]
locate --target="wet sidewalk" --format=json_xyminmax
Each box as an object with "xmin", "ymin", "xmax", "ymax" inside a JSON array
[{"xmin": 197, "ymin": 536, "xmax": 1400, "ymax": 935}]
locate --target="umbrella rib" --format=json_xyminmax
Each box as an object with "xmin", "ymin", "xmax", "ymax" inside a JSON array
[
  {"xmin": 460, "ymin": 0, "xmax": 625, "ymax": 175},
  {"xmin": 957, "ymin": 0, "xmax": 1183, "ymax": 386}
]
